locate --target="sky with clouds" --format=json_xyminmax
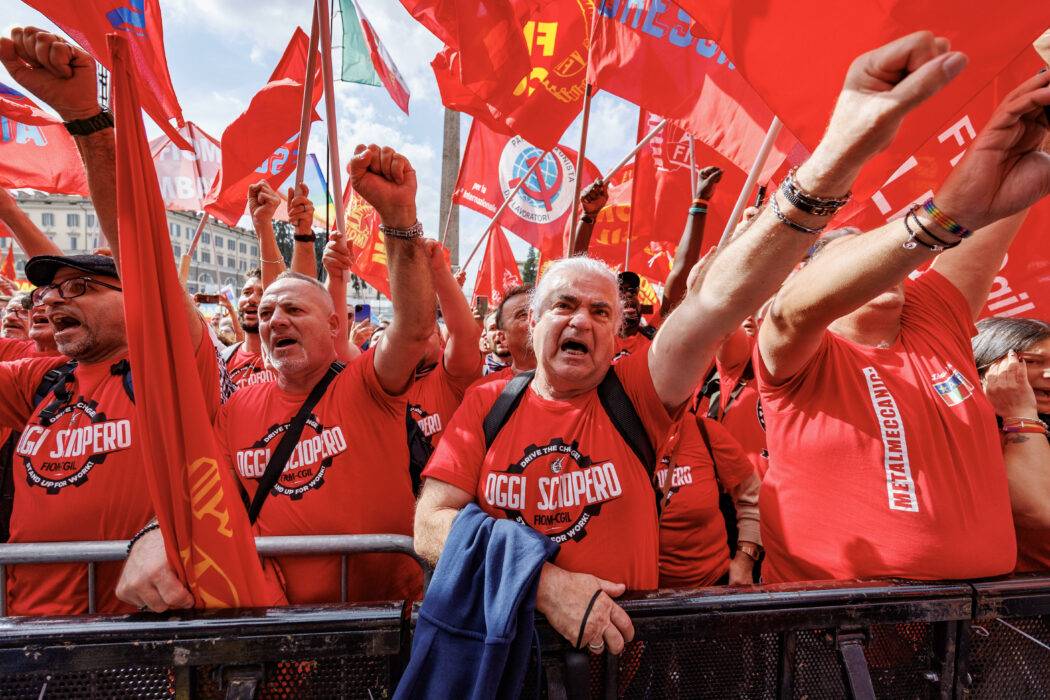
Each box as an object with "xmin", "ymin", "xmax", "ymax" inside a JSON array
[{"xmin": 0, "ymin": 0, "xmax": 639, "ymax": 290}]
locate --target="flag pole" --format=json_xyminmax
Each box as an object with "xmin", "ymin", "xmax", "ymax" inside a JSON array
[
  {"xmin": 603, "ymin": 118, "xmax": 667, "ymax": 183},
  {"xmin": 623, "ymin": 108, "xmax": 645, "ymax": 270},
  {"xmin": 688, "ymin": 134, "xmax": 697, "ymax": 195},
  {"xmin": 294, "ymin": 7, "xmax": 321, "ymax": 189},
  {"xmin": 439, "ymin": 199, "xmax": 456, "ymax": 247},
  {"xmin": 568, "ymin": 82, "xmax": 594, "ymax": 249},
  {"xmin": 186, "ymin": 212, "xmax": 209, "ymax": 259},
  {"xmin": 719, "ymin": 116, "xmax": 782, "ymax": 246},
  {"xmin": 462, "ymin": 151, "xmax": 549, "ymax": 269},
  {"xmin": 317, "ymin": 0, "xmax": 347, "ymax": 238}
]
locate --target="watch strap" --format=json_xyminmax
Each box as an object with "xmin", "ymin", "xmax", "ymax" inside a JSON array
[{"xmin": 63, "ymin": 109, "xmax": 114, "ymax": 136}]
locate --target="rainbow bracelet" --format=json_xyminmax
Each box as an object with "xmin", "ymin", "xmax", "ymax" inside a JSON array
[{"xmin": 923, "ymin": 198, "xmax": 972, "ymax": 239}]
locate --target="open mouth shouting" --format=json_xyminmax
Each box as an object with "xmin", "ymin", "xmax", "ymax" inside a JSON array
[
  {"xmin": 560, "ymin": 339, "xmax": 590, "ymax": 357},
  {"xmin": 269, "ymin": 332, "xmax": 301, "ymax": 355},
  {"xmin": 48, "ymin": 311, "xmax": 82, "ymax": 339}
]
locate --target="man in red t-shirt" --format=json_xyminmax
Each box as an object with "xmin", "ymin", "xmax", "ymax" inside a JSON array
[
  {"xmin": 224, "ymin": 268, "xmax": 278, "ymax": 388},
  {"xmin": 755, "ymin": 68, "xmax": 1050, "ymax": 581},
  {"xmin": 1, "ymin": 293, "xmax": 30, "ymax": 341},
  {"xmin": 470, "ymin": 285, "xmax": 536, "ymax": 389},
  {"xmin": 414, "ymin": 31, "xmax": 1022, "ymax": 653},
  {"xmin": 407, "ymin": 241, "xmax": 481, "ymax": 448},
  {"xmin": 120, "ymin": 144, "xmax": 437, "ymax": 607}
]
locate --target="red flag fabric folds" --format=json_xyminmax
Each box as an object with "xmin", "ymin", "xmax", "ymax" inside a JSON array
[
  {"xmin": 433, "ymin": 0, "xmax": 590, "ymax": 150},
  {"xmin": 452, "ymin": 120, "xmax": 600, "ymax": 251},
  {"xmin": 0, "ymin": 243, "xmax": 14, "ymax": 280},
  {"xmin": 109, "ymin": 33, "xmax": 274, "ymax": 608},
  {"xmin": 473, "ymin": 225, "xmax": 523, "ymax": 307},
  {"xmin": 0, "ymin": 82, "xmax": 89, "ymax": 195},
  {"xmin": 26, "ymin": 0, "xmax": 189, "ymax": 149},
  {"xmin": 204, "ymin": 28, "xmax": 322, "ymax": 225},
  {"xmin": 150, "ymin": 122, "xmax": 222, "ymax": 212},
  {"xmin": 343, "ymin": 183, "xmax": 392, "ymax": 298},
  {"xmin": 673, "ymin": 0, "xmax": 1050, "ymax": 197}
]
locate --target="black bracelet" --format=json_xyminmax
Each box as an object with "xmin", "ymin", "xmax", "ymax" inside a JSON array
[
  {"xmin": 770, "ymin": 191, "xmax": 825, "ymax": 234},
  {"xmin": 580, "ymin": 214, "xmax": 596, "ymax": 225},
  {"xmin": 127, "ymin": 521, "xmax": 160, "ymax": 556},
  {"xmin": 293, "ymin": 233, "xmax": 317, "ymax": 243},
  {"xmin": 575, "ymin": 589, "xmax": 604, "ymax": 649},
  {"xmin": 907, "ymin": 207, "xmax": 957, "ymax": 248},
  {"xmin": 63, "ymin": 109, "xmax": 114, "ymax": 136}
]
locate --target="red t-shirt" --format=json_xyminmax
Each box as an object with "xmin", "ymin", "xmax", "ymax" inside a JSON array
[
  {"xmin": 217, "ymin": 347, "xmax": 420, "ymax": 604},
  {"xmin": 0, "ymin": 332, "xmax": 223, "ymax": 615},
  {"xmin": 0, "ymin": 337, "xmax": 61, "ymax": 362},
  {"xmin": 423, "ymin": 351, "xmax": 676, "ymax": 590},
  {"xmin": 227, "ymin": 344, "xmax": 277, "ymax": 388},
  {"xmin": 1015, "ymin": 525, "xmax": 1050, "ymax": 573},
  {"xmin": 656, "ymin": 415, "xmax": 755, "ymax": 587},
  {"xmin": 407, "ymin": 358, "xmax": 481, "ymax": 447},
  {"xmin": 716, "ymin": 351, "xmax": 769, "ymax": 479},
  {"xmin": 757, "ymin": 270, "xmax": 1015, "ymax": 582},
  {"xmin": 612, "ymin": 331, "xmax": 652, "ymax": 364}
]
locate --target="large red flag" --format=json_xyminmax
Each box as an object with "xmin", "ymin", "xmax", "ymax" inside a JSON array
[
  {"xmin": 452, "ymin": 120, "xmax": 600, "ymax": 250},
  {"xmin": 109, "ymin": 33, "xmax": 274, "ymax": 608},
  {"xmin": 588, "ymin": 0, "xmax": 801, "ymax": 182},
  {"xmin": 433, "ymin": 0, "xmax": 591, "ymax": 150},
  {"xmin": 204, "ymin": 28, "xmax": 323, "ymax": 225},
  {"xmin": 473, "ymin": 225, "xmax": 523, "ymax": 306},
  {"xmin": 150, "ymin": 122, "xmax": 221, "ymax": 211},
  {"xmin": 0, "ymin": 82, "xmax": 89, "ymax": 195},
  {"xmin": 673, "ymin": 0, "xmax": 1050, "ymax": 197},
  {"xmin": 0, "ymin": 243, "xmax": 14, "ymax": 281},
  {"xmin": 831, "ymin": 48, "xmax": 1050, "ymax": 322},
  {"xmin": 343, "ymin": 182, "xmax": 392, "ymax": 298},
  {"xmin": 26, "ymin": 0, "xmax": 189, "ymax": 149}
]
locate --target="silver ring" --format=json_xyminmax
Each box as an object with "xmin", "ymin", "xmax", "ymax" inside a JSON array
[
  {"xmin": 588, "ymin": 641, "xmax": 605, "ymax": 651},
  {"xmin": 138, "ymin": 605, "xmax": 148, "ymax": 612}
]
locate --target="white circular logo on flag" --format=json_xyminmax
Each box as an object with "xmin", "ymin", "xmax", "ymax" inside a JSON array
[{"xmin": 498, "ymin": 137, "xmax": 577, "ymax": 225}]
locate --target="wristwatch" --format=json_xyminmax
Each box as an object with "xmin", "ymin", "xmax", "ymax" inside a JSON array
[
  {"xmin": 737, "ymin": 543, "xmax": 762, "ymax": 562},
  {"xmin": 294, "ymin": 233, "xmax": 317, "ymax": 243},
  {"xmin": 63, "ymin": 109, "xmax": 114, "ymax": 136}
]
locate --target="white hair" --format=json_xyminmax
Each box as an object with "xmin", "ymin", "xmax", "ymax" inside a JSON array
[{"xmin": 530, "ymin": 255, "xmax": 624, "ymax": 332}]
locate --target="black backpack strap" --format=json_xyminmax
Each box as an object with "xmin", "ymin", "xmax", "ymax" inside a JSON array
[
  {"xmin": 596, "ymin": 367, "xmax": 655, "ymax": 478},
  {"xmin": 483, "ymin": 370, "xmax": 535, "ymax": 450},
  {"xmin": 33, "ymin": 360, "xmax": 79, "ymax": 421},
  {"xmin": 220, "ymin": 341, "xmax": 244, "ymax": 364},
  {"xmin": 248, "ymin": 361, "xmax": 345, "ymax": 524},
  {"xmin": 109, "ymin": 358, "xmax": 135, "ymax": 403}
]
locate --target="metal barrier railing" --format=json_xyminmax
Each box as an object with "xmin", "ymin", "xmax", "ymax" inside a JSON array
[
  {"xmin": 0, "ymin": 534, "xmax": 433, "ymax": 616},
  {"xmin": 0, "ymin": 570, "xmax": 1048, "ymax": 698}
]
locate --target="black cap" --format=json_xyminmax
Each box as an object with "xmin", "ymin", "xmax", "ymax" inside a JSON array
[
  {"xmin": 25, "ymin": 254, "xmax": 119, "ymax": 287},
  {"xmin": 618, "ymin": 271, "xmax": 640, "ymax": 289}
]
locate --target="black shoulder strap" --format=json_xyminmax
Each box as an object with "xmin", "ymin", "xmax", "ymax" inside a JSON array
[
  {"xmin": 33, "ymin": 361, "xmax": 79, "ymax": 421},
  {"xmin": 248, "ymin": 361, "xmax": 345, "ymax": 524},
  {"xmin": 694, "ymin": 411, "xmax": 714, "ymax": 457},
  {"xmin": 483, "ymin": 370, "xmax": 535, "ymax": 450},
  {"xmin": 639, "ymin": 324, "xmax": 658, "ymax": 340},
  {"xmin": 596, "ymin": 367, "xmax": 655, "ymax": 478},
  {"xmin": 221, "ymin": 341, "xmax": 244, "ymax": 364}
]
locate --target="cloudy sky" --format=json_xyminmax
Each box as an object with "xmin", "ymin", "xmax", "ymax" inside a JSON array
[{"xmin": 0, "ymin": 0, "xmax": 639, "ymax": 291}]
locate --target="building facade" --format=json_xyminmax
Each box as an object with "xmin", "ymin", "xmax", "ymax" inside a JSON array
[{"xmin": 5, "ymin": 193, "xmax": 260, "ymax": 294}]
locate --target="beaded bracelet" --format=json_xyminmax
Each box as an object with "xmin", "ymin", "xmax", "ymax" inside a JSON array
[
  {"xmin": 1002, "ymin": 424, "xmax": 1048, "ymax": 435},
  {"xmin": 1001, "ymin": 416, "xmax": 1049, "ymax": 434},
  {"xmin": 770, "ymin": 191, "xmax": 825, "ymax": 234},
  {"xmin": 127, "ymin": 521, "xmax": 160, "ymax": 556},
  {"xmin": 780, "ymin": 166, "xmax": 852, "ymax": 216},
  {"xmin": 378, "ymin": 221, "xmax": 424, "ymax": 239},
  {"xmin": 922, "ymin": 198, "xmax": 972, "ymax": 239}
]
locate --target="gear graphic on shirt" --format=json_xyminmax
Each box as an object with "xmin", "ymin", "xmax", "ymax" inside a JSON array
[
  {"xmin": 20, "ymin": 395, "xmax": 127, "ymax": 495},
  {"xmin": 251, "ymin": 415, "xmax": 339, "ymax": 500}
]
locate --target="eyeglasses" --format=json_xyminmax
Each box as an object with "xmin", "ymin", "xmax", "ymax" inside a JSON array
[{"xmin": 31, "ymin": 276, "xmax": 123, "ymax": 307}]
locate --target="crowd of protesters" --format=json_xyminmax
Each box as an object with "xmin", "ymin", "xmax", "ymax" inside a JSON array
[{"xmin": 0, "ymin": 25, "xmax": 1047, "ymax": 665}]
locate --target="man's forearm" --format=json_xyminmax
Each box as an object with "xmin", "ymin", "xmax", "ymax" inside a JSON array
[
  {"xmin": 433, "ymin": 262, "xmax": 480, "ymax": 376},
  {"xmin": 73, "ymin": 128, "xmax": 121, "ymax": 267},
  {"xmin": 662, "ymin": 213, "xmax": 707, "ymax": 313},
  {"xmin": 290, "ymin": 238, "xmax": 317, "ymax": 278},
  {"xmin": 385, "ymin": 237, "xmax": 435, "ymax": 348},
  {"xmin": 255, "ymin": 221, "xmax": 286, "ymax": 287},
  {"xmin": 568, "ymin": 219, "xmax": 595, "ymax": 257}
]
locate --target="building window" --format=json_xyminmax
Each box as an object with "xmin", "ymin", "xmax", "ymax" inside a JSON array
[
  {"xmin": 227, "ymin": 257, "xmax": 235, "ymax": 269},
  {"xmin": 202, "ymin": 232, "xmax": 211, "ymax": 244},
  {"xmin": 169, "ymin": 223, "xmax": 179, "ymax": 238},
  {"xmin": 227, "ymin": 238, "xmax": 236, "ymax": 250},
  {"xmin": 41, "ymin": 213, "xmax": 54, "ymax": 227},
  {"xmin": 239, "ymin": 242, "xmax": 247, "ymax": 254},
  {"xmin": 86, "ymin": 214, "xmax": 96, "ymax": 229},
  {"xmin": 217, "ymin": 254, "xmax": 224, "ymax": 267},
  {"xmin": 239, "ymin": 260, "xmax": 247, "ymax": 271},
  {"xmin": 15, "ymin": 260, "xmax": 25, "ymax": 275},
  {"xmin": 69, "ymin": 236, "xmax": 78, "ymax": 250},
  {"xmin": 173, "ymin": 244, "xmax": 181, "ymax": 257},
  {"xmin": 192, "ymin": 249, "xmax": 198, "ymax": 261},
  {"xmin": 250, "ymin": 245, "xmax": 258, "ymax": 257},
  {"xmin": 215, "ymin": 235, "xmax": 224, "ymax": 249},
  {"xmin": 66, "ymin": 213, "xmax": 79, "ymax": 227},
  {"xmin": 201, "ymin": 251, "xmax": 211, "ymax": 264}
]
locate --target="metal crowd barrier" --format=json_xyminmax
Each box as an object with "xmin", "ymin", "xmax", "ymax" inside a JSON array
[{"xmin": 0, "ymin": 538, "xmax": 1048, "ymax": 699}]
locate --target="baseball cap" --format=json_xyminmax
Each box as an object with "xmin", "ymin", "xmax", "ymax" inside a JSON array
[
  {"xmin": 617, "ymin": 271, "xmax": 640, "ymax": 289},
  {"xmin": 25, "ymin": 254, "xmax": 120, "ymax": 287}
]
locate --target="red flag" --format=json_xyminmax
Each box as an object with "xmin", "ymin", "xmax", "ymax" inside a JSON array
[
  {"xmin": 452, "ymin": 120, "xmax": 600, "ymax": 250},
  {"xmin": 588, "ymin": 0, "xmax": 801, "ymax": 181},
  {"xmin": 26, "ymin": 0, "xmax": 189, "ymax": 150},
  {"xmin": 109, "ymin": 33, "xmax": 274, "ymax": 608},
  {"xmin": 0, "ymin": 243, "xmax": 14, "ymax": 280},
  {"xmin": 343, "ymin": 183, "xmax": 392, "ymax": 298},
  {"xmin": 831, "ymin": 49, "xmax": 1050, "ymax": 322},
  {"xmin": 673, "ymin": 0, "xmax": 1050, "ymax": 197},
  {"xmin": 432, "ymin": 0, "xmax": 591, "ymax": 150},
  {"xmin": 0, "ymin": 82, "xmax": 89, "ymax": 195},
  {"xmin": 150, "ymin": 122, "xmax": 222, "ymax": 211},
  {"xmin": 204, "ymin": 28, "xmax": 323, "ymax": 225},
  {"xmin": 473, "ymin": 225, "xmax": 523, "ymax": 307}
]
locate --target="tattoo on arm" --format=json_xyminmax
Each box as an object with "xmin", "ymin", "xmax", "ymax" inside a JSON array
[{"xmin": 1006, "ymin": 435, "xmax": 1032, "ymax": 444}]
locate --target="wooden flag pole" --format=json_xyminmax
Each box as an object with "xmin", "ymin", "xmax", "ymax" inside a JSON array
[
  {"xmin": 294, "ymin": 7, "xmax": 321, "ymax": 189},
  {"xmin": 568, "ymin": 82, "xmax": 594, "ymax": 250},
  {"xmin": 317, "ymin": 0, "xmax": 347, "ymax": 238},
  {"xmin": 186, "ymin": 212, "xmax": 209, "ymax": 259},
  {"xmin": 603, "ymin": 119, "xmax": 667, "ymax": 183},
  {"xmin": 462, "ymin": 151, "xmax": 549, "ymax": 269},
  {"xmin": 719, "ymin": 116, "xmax": 782, "ymax": 246},
  {"xmin": 688, "ymin": 134, "xmax": 697, "ymax": 195},
  {"xmin": 623, "ymin": 107, "xmax": 644, "ymax": 270}
]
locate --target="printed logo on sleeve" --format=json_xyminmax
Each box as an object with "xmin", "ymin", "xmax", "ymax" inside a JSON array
[
  {"xmin": 17, "ymin": 397, "xmax": 132, "ymax": 494},
  {"xmin": 929, "ymin": 363, "xmax": 974, "ymax": 407},
  {"xmin": 235, "ymin": 417, "xmax": 347, "ymax": 499},
  {"xmin": 483, "ymin": 438, "xmax": 622, "ymax": 544}
]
